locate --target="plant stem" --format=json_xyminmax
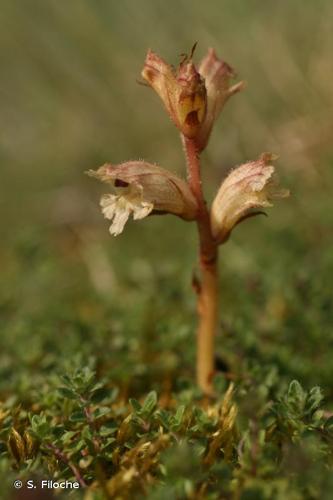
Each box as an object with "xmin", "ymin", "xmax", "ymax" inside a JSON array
[
  {"xmin": 46, "ymin": 443, "xmax": 87, "ymax": 488},
  {"xmin": 182, "ymin": 135, "xmax": 219, "ymax": 396}
]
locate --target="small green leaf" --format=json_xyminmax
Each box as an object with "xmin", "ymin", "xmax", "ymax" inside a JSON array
[
  {"xmin": 156, "ymin": 409, "xmax": 170, "ymax": 429},
  {"xmin": 93, "ymin": 407, "xmax": 110, "ymax": 419},
  {"xmin": 102, "ymin": 437, "xmax": 116, "ymax": 449},
  {"xmin": 129, "ymin": 398, "xmax": 142, "ymax": 413},
  {"xmin": 305, "ymin": 386, "xmax": 324, "ymax": 416},
  {"xmin": 171, "ymin": 405, "xmax": 185, "ymax": 430},
  {"xmin": 324, "ymin": 416, "xmax": 333, "ymax": 433},
  {"xmin": 61, "ymin": 431, "xmax": 76, "ymax": 443},
  {"xmin": 58, "ymin": 387, "xmax": 78, "ymax": 400},
  {"xmin": 91, "ymin": 387, "xmax": 117, "ymax": 404},
  {"xmin": 69, "ymin": 410, "xmax": 86, "ymax": 422},
  {"xmin": 30, "ymin": 414, "xmax": 50, "ymax": 438},
  {"xmin": 99, "ymin": 425, "xmax": 118, "ymax": 436},
  {"xmin": 287, "ymin": 380, "xmax": 306, "ymax": 413},
  {"xmin": 142, "ymin": 391, "xmax": 157, "ymax": 415}
]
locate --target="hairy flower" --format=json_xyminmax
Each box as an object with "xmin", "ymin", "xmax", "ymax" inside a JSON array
[
  {"xmin": 88, "ymin": 161, "xmax": 198, "ymax": 235},
  {"xmin": 210, "ymin": 153, "xmax": 289, "ymax": 244},
  {"xmin": 142, "ymin": 48, "xmax": 244, "ymax": 150}
]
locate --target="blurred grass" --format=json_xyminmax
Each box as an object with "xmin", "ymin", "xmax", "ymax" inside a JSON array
[{"xmin": 1, "ymin": 0, "xmax": 333, "ymax": 230}]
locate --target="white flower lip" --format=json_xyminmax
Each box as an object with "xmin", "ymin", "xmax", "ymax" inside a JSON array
[{"xmin": 100, "ymin": 185, "xmax": 153, "ymax": 236}]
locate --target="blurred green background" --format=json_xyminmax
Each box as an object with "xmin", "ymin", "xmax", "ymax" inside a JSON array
[
  {"xmin": 1, "ymin": 0, "xmax": 333, "ymax": 395},
  {"xmin": 2, "ymin": 0, "xmax": 333, "ymax": 229}
]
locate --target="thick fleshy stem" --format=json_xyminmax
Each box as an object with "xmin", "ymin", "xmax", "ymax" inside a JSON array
[{"xmin": 182, "ymin": 135, "xmax": 219, "ymax": 396}]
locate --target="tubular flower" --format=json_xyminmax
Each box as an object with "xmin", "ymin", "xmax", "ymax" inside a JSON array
[
  {"xmin": 210, "ymin": 153, "xmax": 290, "ymax": 244},
  {"xmin": 141, "ymin": 48, "xmax": 244, "ymax": 150},
  {"xmin": 88, "ymin": 161, "xmax": 198, "ymax": 236},
  {"xmin": 196, "ymin": 48, "xmax": 245, "ymax": 151},
  {"xmin": 142, "ymin": 50, "xmax": 207, "ymax": 139}
]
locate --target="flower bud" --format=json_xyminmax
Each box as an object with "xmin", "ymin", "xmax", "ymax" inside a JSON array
[
  {"xmin": 88, "ymin": 161, "xmax": 198, "ymax": 236},
  {"xmin": 210, "ymin": 153, "xmax": 289, "ymax": 244},
  {"xmin": 196, "ymin": 48, "xmax": 245, "ymax": 151},
  {"xmin": 142, "ymin": 50, "xmax": 207, "ymax": 138},
  {"xmin": 142, "ymin": 48, "xmax": 244, "ymax": 151}
]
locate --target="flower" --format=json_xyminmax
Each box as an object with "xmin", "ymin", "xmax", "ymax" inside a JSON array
[
  {"xmin": 141, "ymin": 48, "xmax": 244, "ymax": 150},
  {"xmin": 142, "ymin": 50, "xmax": 207, "ymax": 139},
  {"xmin": 210, "ymin": 153, "xmax": 290, "ymax": 244},
  {"xmin": 196, "ymin": 48, "xmax": 245, "ymax": 151},
  {"xmin": 88, "ymin": 161, "xmax": 198, "ymax": 235}
]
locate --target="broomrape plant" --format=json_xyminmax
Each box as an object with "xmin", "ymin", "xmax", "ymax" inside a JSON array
[{"xmin": 88, "ymin": 46, "xmax": 289, "ymax": 395}]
